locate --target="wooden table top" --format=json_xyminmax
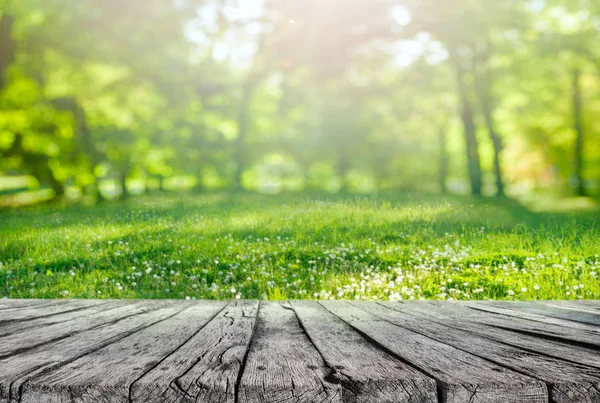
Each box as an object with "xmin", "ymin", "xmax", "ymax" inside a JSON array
[{"xmin": 0, "ymin": 299, "xmax": 599, "ymax": 403}]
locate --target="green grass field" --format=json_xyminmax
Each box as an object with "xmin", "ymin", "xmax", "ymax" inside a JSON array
[{"xmin": 1, "ymin": 193, "xmax": 599, "ymax": 301}]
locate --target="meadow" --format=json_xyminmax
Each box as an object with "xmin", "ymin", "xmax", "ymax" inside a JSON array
[{"xmin": 1, "ymin": 192, "xmax": 599, "ymax": 301}]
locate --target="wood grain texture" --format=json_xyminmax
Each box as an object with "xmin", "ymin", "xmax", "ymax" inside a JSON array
[
  {"xmin": 372, "ymin": 302, "xmax": 600, "ymax": 403},
  {"xmin": 0, "ymin": 301, "xmax": 181, "ymax": 403},
  {"xmin": 459, "ymin": 301, "xmax": 600, "ymax": 348},
  {"xmin": 0, "ymin": 300, "xmax": 107, "ymax": 323},
  {"xmin": 290, "ymin": 300, "xmax": 437, "ymax": 403},
  {"xmin": 131, "ymin": 300, "xmax": 258, "ymax": 403},
  {"xmin": 238, "ymin": 301, "xmax": 341, "ymax": 403},
  {"xmin": 561, "ymin": 300, "xmax": 600, "ymax": 308},
  {"xmin": 487, "ymin": 301, "xmax": 600, "ymax": 326},
  {"xmin": 0, "ymin": 300, "xmax": 50, "ymax": 311},
  {"xmin": 543, "ymin": 300, "xmax": 600, "ymax": 314},
  {"xmin": 1, "ymin": 299, "xmax": 600, "ymax": 403},
  {"xmin": 463, "ymin": 301, "xmax": 600, "ymax": 332},
  {"xmin": 0, "ymin": 301, "xmax": 155, "ymax": 357},
  {"xmin": 18, "ymin": 301, "xmax": 224, "ymax": 403},
  {"xmin": 321, "ymin": 301, "xmax": 548, "ymax": 403},
  {"xmin": 0, "ymin": 300, "xmax": 127, "ymax": 337},
  {"xmin": 387, "ymin": 302, "xmax": 600, "ymax": 369}
]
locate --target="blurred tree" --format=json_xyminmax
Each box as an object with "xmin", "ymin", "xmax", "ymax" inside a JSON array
[
  {"xmin": 1, "ymin": 0, "xmax": 600, "ymax": 203},
  {"xmin": 0, "ymin": 12, "xmax": 15, "ymax": 90}
]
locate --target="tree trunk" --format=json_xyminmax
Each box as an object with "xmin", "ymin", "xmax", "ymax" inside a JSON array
[
  {"xmin": 231, "ymin": 11, "xmax": 270, "ymax": 191},
  {"xmin": 490, "ymin": 134, "xmax": 504, "ymax": 197},
  {"xmin": 233, "ymin": 81, "xmax": 254, "ymax": 190},
  {"xmin": 49, "ymin": 171, "xmax": 65, "ymax": 198},
  {"xmin": 476, "ymin": 83, "xmax": 505, "ymax": 196},
  {"xmin": 438, "ymin": 125, "xmax": 449, "ymax": 194},
  {"xmin": 30, "ymin": 157, "xmax": 65, "ymax": 198},
  {"xmin": 0, "ymin": 14, "xmax": 15, "ymax": 91},
  {"xmin": 6, "ymin": 134, "xmax": 66, "ymax": 199},
  {"xmin": 157, "ymin": 174, "xmax": 165, "ymax": 192},
  {"xmin": 337, "ymin": 153, "xmax": 350, "ymax": 193},
  {"xmin": 94, "ymin": 176, "xmax": 105, "ymax": 203},
  {"xmin": 194, "ymin": 167, "xmax": 205, "ymax": 193},
  {"xmin": 52, "ymin": 97, "xmax": 103, "ymax": 192},
  {"xmin": 453, "ymin": 58, "xmax": 482, "ymax": 196},
  {"xmin": 471, "ymin": 50, "xmax": 506, "ymax": 198},
  {"xmin": 572, "ymin": 68, "xmax": 585, "ymax": 196},
  {"xmin": 120, "ymin": 173, "xmax": 129, "ymax": 200}
]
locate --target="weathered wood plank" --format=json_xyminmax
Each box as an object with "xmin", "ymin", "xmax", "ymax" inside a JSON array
[
  {"xmin": 387, "ymin": 301, "xmax": 600, "ymax": 370},
  {"xmin": 0, "ymin": 300, "xmax": 166, "ymax": 358},
  {"xmin": 460, "ymin": 301, "xmax": 600, "ymax": 348},
  {"xmin": 239, "ymin": 301, "xmax": 341, "ymax": 403},
  {"xmin": 2, "ymin": 299, "xmax": 600, "ymax": 403},
  {"xmin": 0, "ymin": 300, "xmax": 77, "ymax": 313},
  {"xmin": 0, "ymin": 300, "xmax": 127, "ymax": 337},
  {"xmin": 539, "ymin": 300, "xmax": 600, "ymax": 315},
  {"xmin": 18, "ymin": 301, "xmax": 225, "ymax": 403},
  {"xmin": 0, "ymin": 300, "xmax": 50, "ymax": 311},
  {"xmin": 0, "ymin": 301, "xmax": 184, "ymax": 403},
  {"xmin": 486, "ymin": 301, "xmax": 600, "ymax": 326},
  {"xmin": 565, "ymin": 300, "xmax": 600, "ymax": 308},
  {"xmin": 463, "ymin": 300, "xmax": 600, "ymax": 332},
  {"xmin": 321, "ymin": 301, "xmax": 548, "ymax": 403},
  {"xmin": 0, "ymin": 300, "xmax": 108, "ymax": 323},
  {"xmin": 374, "ymin": 301, "xmax": 600, "ymax": 403},
  {"xmin": 130, "ymin": 300, "xmax": 258, "ymax": 403},
  {"xmin": 0, "ymin": 300, "xmax": 70, "ymax": 314},
  {"xmin": 290, "ymin": 300, "xmax": 437, "ymax": 403}
]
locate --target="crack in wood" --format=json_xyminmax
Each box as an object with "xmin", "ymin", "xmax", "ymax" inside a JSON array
[
  {"xmin": 127, "ymin": 301, "xmax": 231, "ymax": 403},
  {"xmin": 5, "ymin": 301, "xmax": 184, "ymax": 403}
]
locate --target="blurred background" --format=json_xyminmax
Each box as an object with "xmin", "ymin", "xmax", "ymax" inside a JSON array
[{"xmin": 1, "ymin": 0, "xmax": 600, "ymax": 207}]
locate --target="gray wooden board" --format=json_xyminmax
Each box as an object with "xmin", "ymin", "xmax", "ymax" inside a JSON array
[
  {"xmin": 320, "ymin": 300, "xmax": 548, "ymax": 403},
  {"xmin": 0, "ymin": 300, "xmax": 108, "ymax": 323},
  {"xmin": 371, "ymin": 302, "xmax": 600, "ymax": 403},
  {"xmin": 561, "ymin": 300, "xmax": 600, "ymax": 309},
  {"xmin": 0, "ymin": 300, "xmax": 72, "ymax": 315},
  {"xmin": 385, "ymin": 302, "xmax": 600, "ymax": 370},
  {"xmin": 539, "ymin": 301, "xmax": 600, "ymax": 315},
  {"xmin": 0, "ymin": 300, "xmax": 50, "ymax": 311},
  {"xmin": 467, "ymin": 301, "xmax": 600, "ymax": 332},
  {"xmin": 238, "ymin": 301, "xmax": 342, "ymax": 403},
  {"xmin": 487, "ymin": 301, "xmax": 600, "ymax": 326},
  {"xmin": 19, "ymin": 301, "xmax": 224, "ymax": 403},
  {"xmin": 466, "ymin": 301, "xmax": 600, "ymax": 334},
  {"xmin": 0, "ymin": 301, "xmax": 149, "ymax": 357},
  {"xmin": 0, "ymin": 301, "xmax": 183, "ymax": 403},
  {"xmin": 3, "ymin": 300, "xmax": 600, "ymax": 403},
  {"xmin": 0, "ymin": 300, "xmax": 127, "ymax": 337},
  {"xmin": 289, "ymin": 300, "xmax": 437, "ymax": 403},
  {"xmin": 130, "ymin": 300, "xmax": 257, "ymax": 403},
  {"xmin": 459, "ymin": 301, "xmax": 600, "ymax": 348}
]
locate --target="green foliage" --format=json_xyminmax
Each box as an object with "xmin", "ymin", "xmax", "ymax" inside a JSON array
[{"xmin": 1, "ymin": 0, "xmax": 600, "ymax": 200}]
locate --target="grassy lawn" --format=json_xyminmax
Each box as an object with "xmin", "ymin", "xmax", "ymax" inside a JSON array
[{"xmin": 1, "ymin": 192, "xmax": 599, "ymax": 301}]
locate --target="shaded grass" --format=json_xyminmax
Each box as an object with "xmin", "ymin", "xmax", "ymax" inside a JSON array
[{"xmin": 1, "ymin": 192, "xmax": 599, "ymax": 300}]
